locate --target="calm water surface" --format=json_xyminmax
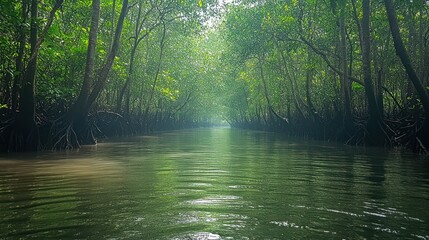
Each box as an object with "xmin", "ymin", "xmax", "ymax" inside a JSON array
[{"xmin": 0, "ymin": 128, "xmax": 428, "ymax": 239}]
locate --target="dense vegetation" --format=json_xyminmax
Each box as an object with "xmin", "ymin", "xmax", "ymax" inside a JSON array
[{"xmin": 1, "ymin": 0, "xmax": 428, "ymax": 153}]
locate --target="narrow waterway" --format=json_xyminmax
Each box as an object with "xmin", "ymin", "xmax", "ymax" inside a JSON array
[{"xmin": 0, "ymin": 128, "xmax": 428, "ymax": 239}]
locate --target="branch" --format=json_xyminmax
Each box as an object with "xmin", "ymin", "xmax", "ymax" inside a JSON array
[
  {"xmin": 298, "ymin": 34, "xmax": 402, "ymax": 110},
  {"xmin": 174, "ymin": 92, "xmax": 192, "ymax": 113},
  {"xmin": 28, "ymin": 0, "xmax": 64, "ymax": 63}
]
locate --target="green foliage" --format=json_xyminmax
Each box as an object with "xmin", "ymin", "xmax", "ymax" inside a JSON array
[
  {"xmin": 0, "ymin": 0, "xmax": 428, "ymax": 133},
  {"xmin": 352, "ymin": 82, "xmax": 364, "ymax": 91}
]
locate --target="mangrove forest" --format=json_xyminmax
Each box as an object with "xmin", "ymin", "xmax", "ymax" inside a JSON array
[{"xmin": 1, "ymin": 0, "xmax": 429, "ymax": 152}]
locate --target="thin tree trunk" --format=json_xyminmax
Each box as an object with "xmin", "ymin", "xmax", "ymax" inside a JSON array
[
  {"xmin": 419, "ymin": 9, "xmax": 429, "ymax": 87},
  {"xmin": 258, "ymin": 55, "xmax": 271, "ymax": 108},
  {"xmin": 26, "ymin": 0, "xmax": 64, "ymax": 64},
  {"xmin": 117, "ymin": 1, "xmax": 161, "ymax": 114},
  {"xmin": 362, "ymin": 0, "xmax": 380, "ymax": 119},
  {"xmin": 73, "ymin": 0, "xmax": 100, "ymax": 112},
  {"xmin": 86, "ymin": 0, "xmax": 129, "ymax": 111},
  {"xmin": 20, "ymin": 0, "xmax": 64, "ymax": 121},
  {"xmin": 60, "ymin": 0, "xmax": 101, "ymax": 145},
  {"xmin": 339, "ymin": 4, "xmax": 352, "ymax": 128},
  {"xmin": 144, "ymin": 22, "xmax": 166, "ymax": 121},
  {"xmin": 351, "ymin": 0, "xmax": 362, "ymax": 50},
  {"xmin": 305, "ymin": 68, "xmax": 320, "ymax": 124},
  {"xmin": 19, "ymin": 0, "xmax": 38, "ymax": 129},
  {"xmin": 275, "ymin": 41, "xmax": 306, "ymax": 120},
  {"xmin": 117, "ymin": 41, "xmax": 137, "ymax": 115},
  {"xmin": 2, "ymin": 66, "xmax": 12, "ymax": 106},
  {"xmin": 362, "ymin": 0, "xmax": 386, "ymax": 145},
  {"xmin": 50, "ymin": 0, "xmax": 127, "ymax": 148},
  {"xmin": 15, "ymin": 0, "xmax": 39, "ymax": 151},
  {"xmin": 110, "ymin": 0, "xmax": 116, "ymax": 51},
  {"xmin": 12, "ymin": 0, "xmax": 28, "ymax": 111},
  {"xmin": 17, "ymin": 0, "xmax": 63, "ymax": 150},
  {"xmin": 116, "ymin": 0, "xmax": 143, "ymax": 114}
]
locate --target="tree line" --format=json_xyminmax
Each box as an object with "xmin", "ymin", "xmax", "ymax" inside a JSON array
[
  {"xmin": 1, "ymin": 0, "xmax": 428, "ymax": 153},
  {"xmin": 219, "ymin": 0, "xmax": 429, "ymax": 153},
  {"xmin": 0, "ymin": 0, "xmax": 220, "ymax": 151}
]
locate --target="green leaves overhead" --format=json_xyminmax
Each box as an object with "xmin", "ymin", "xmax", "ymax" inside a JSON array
[{"xmin": 225, "ymin": 5, "xmax": 268, "ymax": 59}]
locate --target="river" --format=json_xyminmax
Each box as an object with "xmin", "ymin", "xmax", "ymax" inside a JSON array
[{"xmin": 0, "ymin": 128, "xmax": 428, "ymax": 239}]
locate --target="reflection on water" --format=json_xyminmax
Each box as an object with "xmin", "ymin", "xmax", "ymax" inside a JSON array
[{"xmin": 0, "ymin": 128, "xmax": 428, "ymax": 239}]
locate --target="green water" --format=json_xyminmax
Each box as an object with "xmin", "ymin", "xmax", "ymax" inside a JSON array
[{"xmin": 0, "ymin": 128, "xmax": 428, "ymax": 239}]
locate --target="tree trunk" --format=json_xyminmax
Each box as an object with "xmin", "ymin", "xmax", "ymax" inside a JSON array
[
  {"xmin": 12, "ymin": 0, "xmax": 29, "ymax": 111},
  {"xmin": 384, "ymin": 0, "xmax": 429, "ymax": 148},
  {"xmin": 144, "ymin": 22, "xmax": 166, "ymax": 122},
  {"xmin": 117, "ymin": 42, "xmax": 138, "ymax": 114},
  {"xmin": 110, "ymin": 0, "xmax": 116, "ymax": 51},
  {"xmin": 86, "ymin": 0, "xmax": 129, "ymax": 111},
  {"xmin": 78, "ymin": 0, "xmax": 128, "ymax": 142},
  {"xmin": 14, "ymin": 0, "xmax": 38, "ymax": 151},
  {"xmin": 63, "ymin": 0, "xmax": 101, "ymax": 145},
  {"xmin": 73, "ymin": 0, "xmax": 100, "ymax": 117},
  {"xmin": 275, "ymin": 42, "xmax": 305, "ymax": 120},
  {"xmin": 339, "ymin": 3, "xmax": 352, "ymax": 130},
  {"xmin": 49, "ymin": 0, "xmax": 127, "ymax": 149},
  {"xmin": 12, "ymin": 0, "xmax": 63, "ymax": 151},
  {"xmin": 116, "ymin": 0, "xmax": 142, "ymax": 114},
  {"xmin": 362, "ymin": 0, "xmax": 386, "ymax": 145},
  {"xmin": 305, "ymin": 68, "xmax": 320, "ymax": 125},
  {"xmin": 117, "ymin": 0, "xmax": 161, "ymax": 114},
  {"xmin": 418, "ymin": 8, "xmax": 429, "ymax": 87}
]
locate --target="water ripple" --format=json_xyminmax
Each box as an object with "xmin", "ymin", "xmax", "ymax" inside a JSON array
[{"xmin": 0, "ymin": 128, "xmax": 428, "ymax": 239}]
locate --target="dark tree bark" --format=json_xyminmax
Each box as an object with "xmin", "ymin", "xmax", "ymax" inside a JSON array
[
  {"xmin": 17, "ymin": 0, "xmax": 38, "ymax": 143},
  {"xmin": 12, "ymin": 0, "xmax": 29, "ymax": 111},
  {"xmin": 339, "ymin": 2, "xmax": 352, "ymax": 130},
  {"xmin": 110, "ymin": 0, "xmax": 116, "ymax": 51},
  {"xmin": 49, "ymin": 0, "xmax": 128, "ymax": 149},
  {"xmin": 384, "ymin": 0, "xmax": 429, "ymax": 148},
  {"xmin": 361, "ymin": 0, "xmax": 387, "ymax": 145},
  {"xmin": 73, "ymin": 0, "xmax": 99, "ymax": 114},
  {"xmin": 305, "ymin": 68, "xmax": 321, "ymax": 125},
  {"xmin": 59, "ymin": 0, "xmax": 101, "ymax": 146},
  {"xmin": 86, "ymin": 0, "xmax": 129, "ymax": 110},
  {"xmin": 0, "ymin": 0, "xmax": 64, "ymax": 151}
]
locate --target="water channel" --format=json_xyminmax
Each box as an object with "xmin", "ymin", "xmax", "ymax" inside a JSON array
[{"xmin": 0, "ymin": 128, "xmax": 428, "ymax": 239}]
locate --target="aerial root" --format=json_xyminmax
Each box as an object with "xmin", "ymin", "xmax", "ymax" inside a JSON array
[
  {"xmin": 416, "ymin": 137, "xmax": 429, "ymax": 155},
  {"xmin": 48, "ymin": 118, "xmax": 81, "ymax": 150},
  {"xmin": 345, "ymin": 120, "xmax": 365, "ymax": 146},
  {"xmin": 0, "ymin": 116, "xmax": 39, "ymax": 151},
  {"xmin": 91, "ymin": 110, "xmax": 128, "ymax": 136}
]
